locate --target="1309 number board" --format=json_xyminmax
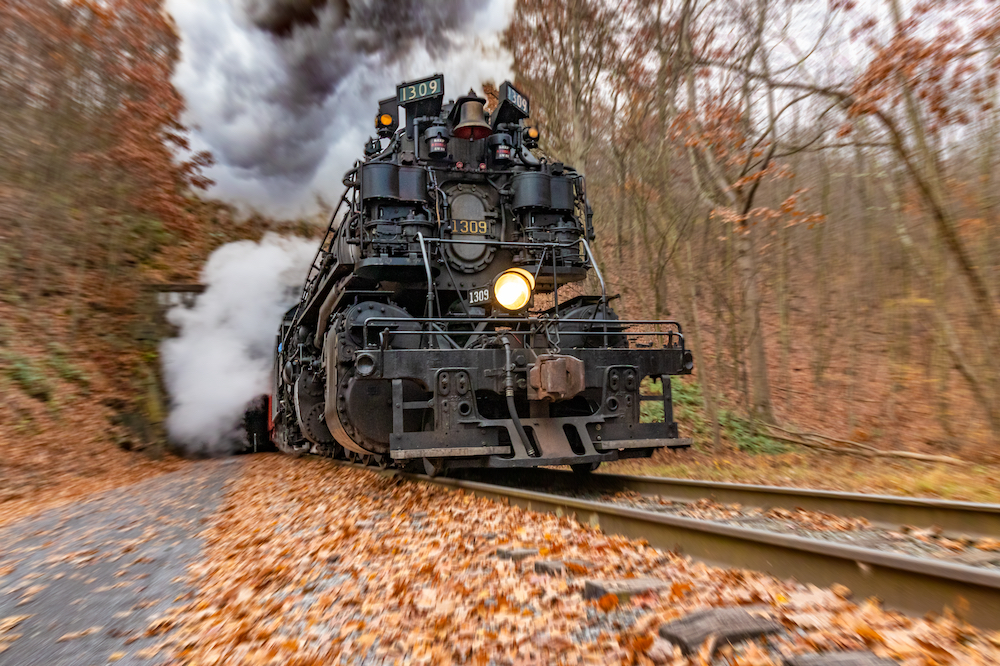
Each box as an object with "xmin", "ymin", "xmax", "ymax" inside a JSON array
[
  {"xmin": 467, "ymin": 288, "xmax": 491, "ymax": 306},
  {"xmin": 397, "ymin": 75, "xmax": 444, "ymax": 105}
]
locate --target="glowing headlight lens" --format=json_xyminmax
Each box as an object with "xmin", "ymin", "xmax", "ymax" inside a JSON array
[{"xmin": 494, "ymin": 269, "xmax": 535, "ymax": 311}]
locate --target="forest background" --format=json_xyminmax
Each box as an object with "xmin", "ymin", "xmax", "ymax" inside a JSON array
[{"xmin": 1, "ymin": 0, "xmax": 999, "ymax": 516}]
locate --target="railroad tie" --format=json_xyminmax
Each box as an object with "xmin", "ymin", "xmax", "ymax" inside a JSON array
[
  {"xmin": 583, "ymin": 578, "xmax": 670, "ymax": 602},
  {"xmin": 494, "ymin": 547, "xmax": 538, "ymax": 561},
  {"xmin": 782, "ymin": 651, "xmax": 897, "ymax": 665},
  {"xmin": 658, "ymin": 606, "xmax": 781, "ymax": 656}
]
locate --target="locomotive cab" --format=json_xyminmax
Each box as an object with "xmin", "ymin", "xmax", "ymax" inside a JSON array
[{"xmin": 270, "ymin": 75, "xmax": 693, "ymax": 472}]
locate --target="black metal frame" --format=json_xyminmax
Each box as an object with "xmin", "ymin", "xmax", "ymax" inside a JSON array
[{"xmin": 351, "ymin": 317, "xmax": 692, "ymax": 468}]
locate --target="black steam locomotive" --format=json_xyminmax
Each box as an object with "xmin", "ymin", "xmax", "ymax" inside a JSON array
[{"xmin": 268, "ymin": 75, "xmax": 693, "ymax": 473}]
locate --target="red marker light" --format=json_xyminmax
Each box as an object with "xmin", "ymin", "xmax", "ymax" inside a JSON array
[
  {"xmin": 456, "ymin": 161, "xmax": 464, "ymax": 169},
  {"xmin": 479, "ymin": 163, "xmax": 487, "ymax": 170}
]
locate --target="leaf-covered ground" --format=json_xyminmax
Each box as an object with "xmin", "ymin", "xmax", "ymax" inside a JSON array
[
  {"xmin": 151, "ymin": 454, "xmax": 1000, "ymax": 665},
  {"xmin": 610, "ymin": 449, "xmax": 1000, "ymax": 504},
  {"xmin": 0, "ymin": 298, "xmax": 191, "ymax": 529}
]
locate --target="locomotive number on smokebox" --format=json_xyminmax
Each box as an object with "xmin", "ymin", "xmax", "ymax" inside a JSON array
[
  {"xmin": 468, "ymin": 288, "xmax": 491, "ymax": 305},
  {"xmin": 453, "ymin": 219, "xmax": 489, "ymax": 234}
]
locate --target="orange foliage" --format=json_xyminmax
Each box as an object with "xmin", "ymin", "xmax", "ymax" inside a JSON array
[{"xmin": 1, "ymin": 0, "xmax": 211, "ymax": 234}]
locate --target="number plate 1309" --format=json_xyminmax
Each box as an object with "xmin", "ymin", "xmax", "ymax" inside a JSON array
[{"xmin": 467, "ymin": 288, "xmax": 491, "ymax": 305}]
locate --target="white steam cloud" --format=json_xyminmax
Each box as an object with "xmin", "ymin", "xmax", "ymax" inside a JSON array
[{"xmin": 161, "ymin": 233, "xmax": 316, "ymax": 455}]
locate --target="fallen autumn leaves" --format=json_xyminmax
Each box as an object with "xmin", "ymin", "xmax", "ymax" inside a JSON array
[{"xmin": 155, "ymin": 455, "xmax": 1000, "ymax": 665}]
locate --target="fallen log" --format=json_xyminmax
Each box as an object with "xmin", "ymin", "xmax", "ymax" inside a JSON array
[{"xmin": 760, "ymin": 425, "xmax": 966, "ymax": 466}]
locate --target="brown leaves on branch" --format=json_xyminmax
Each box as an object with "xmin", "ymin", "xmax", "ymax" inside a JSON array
[
  {"xmin": 73, "ymin": 0, "xmax": 214, "ymax": 235},
  {"xmin": 1, "ymin": 0, "xmax": 213, "ymax": 236},
  {"xmin": 0, "ymin": 0, "xmax": 236, "ymax": 506},
  {"xmin": 503, "ymin": 0, "xmax": 1000, "ymax": 449},
  {"xmin": 848, "ymin": 0, "xmax": 1000, "ymax": 131}
]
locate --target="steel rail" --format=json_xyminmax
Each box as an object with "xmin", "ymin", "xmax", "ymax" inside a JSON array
[
  {"xmin": 466, "ymin": 468, "xmax": 1000, "ymax": 539},
  {"xmin": 364, "ymin": 467, "xmax": 1000, "ymax": 630}
]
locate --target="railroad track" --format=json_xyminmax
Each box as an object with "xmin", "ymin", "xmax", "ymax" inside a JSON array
[
  {"xmin": 335, "ymin": 461, "xmax": 1000, "ymax": 630},
  {"xmin": 463, "ymin": 467, "xmax": 1000, "ymax": 538}
]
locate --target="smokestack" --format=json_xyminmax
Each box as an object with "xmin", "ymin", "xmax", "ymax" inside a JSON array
[{"xmin": 167, "ymin": 0, "xmax": 513, "ymax": 215}]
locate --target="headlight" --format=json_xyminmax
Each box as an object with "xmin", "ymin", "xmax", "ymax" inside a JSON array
[{"xmin": 493, "ymin": 268, "xmax": 535, "ymax": 311}]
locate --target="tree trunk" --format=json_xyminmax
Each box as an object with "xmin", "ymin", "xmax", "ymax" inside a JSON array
[
  {"xmin": 737, "ymin": 229, "xmax": 775, "ymax": 422},
  {"xmin": 680, "ymin": 241, "xmax": 722, "ymax": 451},
  {"xmin": 568, "ymin": 0, "xmax": 586, "ymax": 175},
  {"xmin": 887, "ymin": 0, "xmax": 998, "ymax": 340}
]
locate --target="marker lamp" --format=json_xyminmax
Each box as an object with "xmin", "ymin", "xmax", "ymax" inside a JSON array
[{"xmin": 493, "ymin": 268, "xmax": 535, "ymax": 311}]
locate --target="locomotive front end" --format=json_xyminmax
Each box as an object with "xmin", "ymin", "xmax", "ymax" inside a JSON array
[
  {"xmin": 355, "ymin": 310, "xmax": 694, "ymax": 472},
  {"xmin": 271, "ymin": 75, "xmax": 693, "ymax": 472}
]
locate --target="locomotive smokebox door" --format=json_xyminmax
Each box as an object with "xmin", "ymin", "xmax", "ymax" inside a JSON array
[{"xmin": 446, "ymin": 189, "xmax": 496, "ymax": 272}]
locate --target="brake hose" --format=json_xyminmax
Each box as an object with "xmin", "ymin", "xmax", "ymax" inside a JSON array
[{"xmin": 500, "ymin": 334, "xmax": 536, "ymax": 457}]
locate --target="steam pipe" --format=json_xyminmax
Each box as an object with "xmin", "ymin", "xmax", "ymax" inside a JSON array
[
  {"xmin": 580, "ymin": 237, "xmax": 609, "ymax": 347},
  {"xmin": 552, "ymin": 241, "xmax": 559, "ymax": 318},
  {"xmin": 580, "ymin": 236, "xmax": 607, "ymax": 305},
  {"xmin": 416, "ymin": 232, "xmax": 435, "ymax": 318},
  {"xmin": 519, "ymin": 144, "xmax": 540, "ymax": 166},
  {"xmin": 442, "ymin": 257, "xmax": 470, "ymax": 315},
  {"xmin": 501, "ymin": 334, "xmax": 535, "ymax": 457}
]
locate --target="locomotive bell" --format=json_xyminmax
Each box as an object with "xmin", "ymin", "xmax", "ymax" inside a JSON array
[{"xmin": 453, "ymin": 90, "xmax": 491, "ymax": 141}]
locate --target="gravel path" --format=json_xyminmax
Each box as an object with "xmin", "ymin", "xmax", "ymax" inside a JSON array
[{"xmin": 0, "ymin": 458, "xmax": 240, "ymax": 666}]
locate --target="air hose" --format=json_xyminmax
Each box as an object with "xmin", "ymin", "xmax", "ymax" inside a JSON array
[{"xmin": 500, "ymin": 334, "xmax": 536, "ymax": 457}]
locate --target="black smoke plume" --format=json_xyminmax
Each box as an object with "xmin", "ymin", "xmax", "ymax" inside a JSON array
[
  {"xmin": 245, "ymin": 0, "xmax": 347, "ymax": 37},
  {"xmin": 169, "ymin": 0, "xmax": 505, "ymax": 214},
  {"xmin": 240, "ymin": 0, "xmax": 475, "ymax": 172}
]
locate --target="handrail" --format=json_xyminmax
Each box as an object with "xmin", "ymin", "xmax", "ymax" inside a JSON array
[
  {"xmin": 282, "ymin": 186, "xmax": 352, "ymax": 348},
  {"xmin": 359, "ymin": 316, "xmax": 685, "ymax": 350},
  {"xmin": 421, "ymin": 237, "xmax": 584, "ymax": 249}
]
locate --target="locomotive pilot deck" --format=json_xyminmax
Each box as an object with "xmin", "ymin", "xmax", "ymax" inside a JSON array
[{"xmin": 355, "ymin": 315, "xmax": 693, "ymax": 468}]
